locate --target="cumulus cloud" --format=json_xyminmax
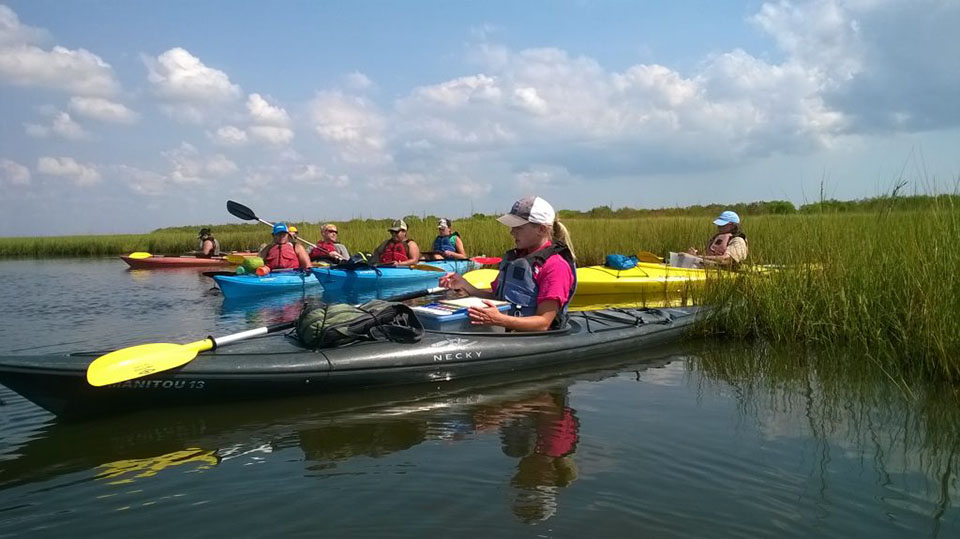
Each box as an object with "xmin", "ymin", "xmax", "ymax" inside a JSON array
[
  {"xmin": 0, "ymin": 5, "xmax": 48, "ymax": 46},
  {"xmin": 162, "ymin": 143, "xmax": 238, "ymax": 184},
  {"xmin": 246, "ymin": 93, "xmax": 290, "ymax": 126},
  {"xmin": 210, "ymin": 125, "xmax": 249, "ymax": 146},
  {"xmin": 291, "ymin": 164, "xmax": 349, "ymax": 187},
  {"xmin": 249, "ymin": 125, "xmax": 295, "ymax": 145},
  {"xmin": 25, "ymin": 111, "xmax": 91, "ymax": 140},
  {"xmin": 69, "ymin": 96, "xmax": 138, "ymax": 124},
  {"xmin": 0, "ymin": 45, "xmax": 119, "ymax": 96},
  {"xmin": 108, "ymin": 164, "xmax": 168, "ymax": 196},
  {"xmin": 0, "ymin": 158, "xmax": 31, "ymax": 186},
  {"xmin": 309, "ymin": 91, "xmax": 390, "ymax": 164},
  {"xmin": 146, "ymin": 47, "xmax": 240, "ymax": 101},
  {"xmin": 343, "ymin": 71, "xmax": 373, "ymax": 91},
  {"xmin": 37, "ymin": 156, "xmax": 101, "ymax": 186}
]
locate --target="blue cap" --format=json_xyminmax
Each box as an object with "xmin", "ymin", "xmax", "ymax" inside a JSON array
[
  {"xmin": 272, "ymin": 222, "xmax": 289, "ymax": 235},
  {"xmin": 713, "ymin": 211, "xmax": 740, "ymax": 226}
]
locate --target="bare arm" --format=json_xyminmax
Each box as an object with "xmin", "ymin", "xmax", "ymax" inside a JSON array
[
  {"xmin": 449, "ymin": 236, "xmax": 467, "ymax": 259},
  {"xmin": 440, "ymin": 272, "xmax": 495, "ymax": 299},
  {"xmin": 469, "ymin": 299, "xmax": 560, "ymax": 332},
  {"xmin": 295, "ymin": 244, "xmax": 312, "ymax": 271},
  {"xmin": 400, "ymin": 241, "xmax": 421, "ymax": 266}
]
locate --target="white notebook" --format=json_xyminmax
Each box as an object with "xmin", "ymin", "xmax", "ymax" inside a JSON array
[{"xmin": 440, "ymin": 297, "xmax": 509, "ymax": 308}]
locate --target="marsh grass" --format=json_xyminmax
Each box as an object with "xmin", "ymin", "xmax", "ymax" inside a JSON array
[
  {"xmin": 2, "ymin": 205, "xmax": 958, "ymax": 379},
  {"xmin": 698, "ymin": 204, "xmax": 960, "ymax": 380}
]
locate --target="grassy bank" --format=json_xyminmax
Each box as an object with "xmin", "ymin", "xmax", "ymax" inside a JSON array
[
  {"xmin": 697, "ymin": 204, "xmax": 960, "ymax": 381},
  {"xmin": 2, "ymin": 201, "xmax": 958, "ymax": 380}
]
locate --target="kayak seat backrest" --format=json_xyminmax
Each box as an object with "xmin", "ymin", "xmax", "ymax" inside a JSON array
[{"xmin": 296, "ymin": 300, "xmax": 423, "ymax": 349}]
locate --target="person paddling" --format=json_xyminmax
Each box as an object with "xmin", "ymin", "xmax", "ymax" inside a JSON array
[
  {"xmin": 197, "ymin": 228, "xmax": 220, "ymax": 258},
  {"xmin": 372, "ymin": 219, "xmax": 421, "ymax": 266},
  {"xmin": 258, "ymin": 222, "xmax": 311, "ymax": 271},
  {"xmin": 423, "ymin": 218, "xmax": 467, "ymax": 260},
  {"xmin": 309, "ymin": 223, "xmax": 350, "ymax": 263},
  {"xmin": 440, "ymin": 196, "xmax": 577, "ymax": 332},
  {"xmin": 687, "ymin": 210, "xmax": 748, "ymax": 267}
]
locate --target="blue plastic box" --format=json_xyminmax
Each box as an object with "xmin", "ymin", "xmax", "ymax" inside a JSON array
[{"xmin": 413, "ymin": 301, "xmax": 512, "ymax": 332}]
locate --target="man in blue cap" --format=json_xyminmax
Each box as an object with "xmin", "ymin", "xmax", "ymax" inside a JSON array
[
  {"xmin": 687, "ymin": 210, "xmax": 748, "ymax": 267},
  {"xmin": 257, "ymin": 221, "xmax": 312, "ymax": 271}
]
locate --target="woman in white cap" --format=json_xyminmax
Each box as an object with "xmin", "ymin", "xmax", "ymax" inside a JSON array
[
  {"xmin": 687, "ymin": 210, "xmax": 748, "ymax": 267},
  {"xmin": 440, "ymin": 196, "xmax": 577, "ymax": 332},
  {"xmin": 372, "ymin": 219, "xmax": 421, "ymax": 266},
  {"xmin": 423, "ymin": 218, "xmax": 467, "ymax": 260}
]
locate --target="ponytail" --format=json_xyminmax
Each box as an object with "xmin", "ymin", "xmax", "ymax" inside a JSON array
[{"xmin": 552, "ymin": 220, "xmax": 576, "ymax": 261}]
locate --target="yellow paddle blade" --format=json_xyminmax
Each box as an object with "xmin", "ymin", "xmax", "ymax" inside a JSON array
[
  {"xmin": 225, "ymin": 253, "xmax": 247, "ymax": 265},
  {"xmin": 86, "ymin": 339, "xmax": 214, "ymax": 387},
  {"xmin": 410, "ymin": 263, "xmax": 447, "ymax": 272},
  {"xmin": 636, "ymin": 251, "xmax": 664, "ymax": 263},
  {"xmin": 127, "ymin": 252, "xmax": 153, "ymax": 259}
]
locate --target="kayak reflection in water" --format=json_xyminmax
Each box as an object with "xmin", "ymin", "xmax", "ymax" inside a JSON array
[
  {"xmin": 474, "ymin": 389, "xmax": 580, "ymax": 523},
  {"xmin": 440, "ymin": 196, "xmax": 578, "ymax": 332}
]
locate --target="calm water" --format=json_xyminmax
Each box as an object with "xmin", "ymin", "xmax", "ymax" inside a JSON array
[{"xmin": 0, "ymin": 258, "xmax": 958, "ymax": 537}]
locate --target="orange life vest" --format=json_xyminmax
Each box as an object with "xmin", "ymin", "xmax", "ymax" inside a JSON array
[{"xmin": 264, "ymin": 243, "xmax": 299, "ymax": 269}]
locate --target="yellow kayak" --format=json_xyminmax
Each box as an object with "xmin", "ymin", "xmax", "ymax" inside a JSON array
[{"xmin": 464, "ymin": 262, "xmax": 707, "ymax": 296}]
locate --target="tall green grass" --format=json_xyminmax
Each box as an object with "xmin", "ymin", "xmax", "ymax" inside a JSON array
[
  {"xmin": 2, "ymin": 204, "xmax": 958, "ymax": 379},
  {"xmin": 698, "ymin": 204, "xmax": 960, "ymax": 380}
]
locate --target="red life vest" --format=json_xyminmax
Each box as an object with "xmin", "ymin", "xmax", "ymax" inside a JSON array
[
  {"xmin": 310, "ymin": 241, "xmax": 338, "ymax": 261},
  {"xmin": 707, "ymin": 233, "xmax": 732, "ymax": 256},
  {"xmin": 264, "ymin": 242, "xmax": 299, "ymax": 269},
  {"xmin": 379, "ymin": 240, "xmax": 409, "ymax": 264}
]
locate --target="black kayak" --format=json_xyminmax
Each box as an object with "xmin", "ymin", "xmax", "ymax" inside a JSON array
[{"xmin": 0, "ymin": 306, "xmax": 704, "ymax": 418}]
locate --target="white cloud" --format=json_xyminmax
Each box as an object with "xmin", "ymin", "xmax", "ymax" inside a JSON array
[
  {"xmin": 0, "ymin": 45, "xmax": 119, "ymax": 96},
  {"xmin": 343, "ymin": 71, "xmax": 373, "ymax": 91},
  {"xmin": 249, "ymin": 125, "xmax": 295, "ymax": 145},
  {"xmin": 205, "ymin": 154, "xmax": 238, "ymax": 176},
  {"xmin": 24, "ymin": 111, "xmax": 91, "ymax": 140},
  {"xmin": 108, "ymin": 164, "xmax": 168, "ymax": 196},
  {"xmin": 246, "ymin": 93, "xmax": 290, "ymax": 126},
  {"xmin": 309, "ymin": 91, "xmax": 390, "ymax": 164},
  {"xmin": 146, "ymin": 47, "xmax": 240, "ymax": 102},
  {"xmin": 162, "ymin": 143, "xmax": 237, "ymax": 184},
  {"xmin": 210, "ymin": 125, "xmax": 249, "ymax": 146},
  {"xmin": 37, "ymin": 156, "xmax": 101, "ymax": 186},
  {"xmin": 291, "ymin": 164, "xmax": 349, "ymax": 187},
  {"xmin": 0, "ymin": 158, "xmax": 31, "ymax": 186},
  {"xmin": 69, "ymin": 96, "xmax": 138, "ymax": 124},
  {"xmin": 0, "ymin": 5, "xmax": 48, "ymax": 46}
]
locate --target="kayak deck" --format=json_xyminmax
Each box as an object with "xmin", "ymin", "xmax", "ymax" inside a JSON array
[{"xmin": 0, "ymin": 306, "xmax": 704, "ymax": 418}]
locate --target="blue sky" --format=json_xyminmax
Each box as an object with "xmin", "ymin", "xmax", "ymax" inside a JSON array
[{"xmin": 1, "ymin": 0, "xmax": 958, "ymax": 236}]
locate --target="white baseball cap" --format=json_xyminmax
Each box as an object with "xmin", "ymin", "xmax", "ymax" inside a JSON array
[{"xmin": 497, "ymin": 196, "xmax": 556, "ymax": 228}]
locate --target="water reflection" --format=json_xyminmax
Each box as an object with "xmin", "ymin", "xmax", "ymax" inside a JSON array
[
  {"xmin": 689, "ymin": 341, "xmax": 960, "ymax": 537},
  {"xmin": 0, "ymin": 355, "xmax": 662, "ymax": 525}
]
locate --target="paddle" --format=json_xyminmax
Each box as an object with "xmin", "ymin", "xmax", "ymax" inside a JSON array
[
  {"xmin": 226, "ymin": 200, "xmax": 318, "ymax": 249},
  {"xmin": 636, "ymin": 251, "xmax": 664, "ymax": 263},
  {"xmin": 86, "ymin": 286, "xmax": 447, "ymax": 387}
]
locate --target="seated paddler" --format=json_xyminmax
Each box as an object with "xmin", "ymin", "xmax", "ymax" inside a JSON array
[
  {"xmin": 686, "ymin": 210, "xmax": 748, "ymax": 268},
  {"xmin": 423, "ymin": 218, "xmax": 468, "ymax": 260},
  {"xmin": 257, "ymin": 222, "xmax": 312, "ymax": 271},
  {"xmin": 309, "ymin": 223, "xmax": 350, "ymax": 263},
  {"xmin": 196, "ymin": 227, "xmax": 220, "ymax": 258},
  {"xmin": 372, "ymin": 219, "xmax": 421, "ymax": 266},
  {"xmin": 439, "ymin": 196, "xmax": 576, "ymax": 332}
]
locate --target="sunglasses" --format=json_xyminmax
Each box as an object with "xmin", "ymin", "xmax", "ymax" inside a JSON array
[{"xmin": 325, "ymin": 229, "xmax": 339, "ymax": 234}]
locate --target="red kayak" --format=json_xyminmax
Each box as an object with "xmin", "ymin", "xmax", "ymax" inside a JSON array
[{"xmin": 120, "ymin": 252, "xmax": 256, "ymax": 269}]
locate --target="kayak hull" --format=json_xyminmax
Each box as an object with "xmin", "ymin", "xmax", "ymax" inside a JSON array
[
  {"xmin": 312, "ymin": 260, "xmax": 476, "ymax": 290},
  {"xmin": 212, "ymin": 272, "xmax": 321, "ymax": 298},
  {"xmin": 0, "ymin": 306, "xmax": 704, "ymax": 418},
  {"xmin": 120, "ymin": 253, "xmax": 255, "ymax": 269}
]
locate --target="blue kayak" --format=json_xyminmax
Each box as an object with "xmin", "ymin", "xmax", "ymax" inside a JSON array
[
  {"xmin": 311, "ymin": 260, "xmax": 477, "ymax": 291},
  {"xmin": 213, "ymin": 271, "xmax": 320, "ymax": 298}
]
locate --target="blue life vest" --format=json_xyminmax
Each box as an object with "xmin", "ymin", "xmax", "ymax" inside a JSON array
[
  {"xmin": 432, "ymin": 233, "xmax": 457, "ymax": 254},
  {"xmin": 493, "ymin": 243, "xmax": 577, "ymax": 329}
]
